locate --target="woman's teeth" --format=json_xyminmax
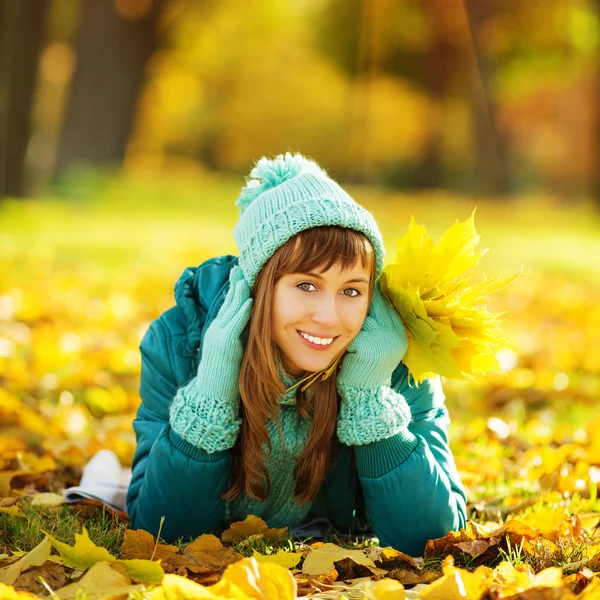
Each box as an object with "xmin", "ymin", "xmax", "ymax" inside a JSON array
[{"xmin": 298, "ymin": 331, "xmax": 334, "ymax": 346}]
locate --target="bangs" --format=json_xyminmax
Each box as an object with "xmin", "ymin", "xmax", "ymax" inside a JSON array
[{"xmin": 275, "ymin": 226, "xmax": 374, "ymax": 278}]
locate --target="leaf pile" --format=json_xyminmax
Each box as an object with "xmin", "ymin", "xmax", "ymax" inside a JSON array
[{"xmin": 2, "ymin": 201, "xmax": 600, "ymax": 597}]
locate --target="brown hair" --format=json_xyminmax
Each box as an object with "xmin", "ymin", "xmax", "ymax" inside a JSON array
[{"xmin": 223, "ymin": 225, "xmax": 376, "ymax": 505}]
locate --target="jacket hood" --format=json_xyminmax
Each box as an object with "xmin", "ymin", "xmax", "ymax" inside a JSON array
[{"xmin": 173, "ymin": 254, "xmax": 238, "ymax": 357}]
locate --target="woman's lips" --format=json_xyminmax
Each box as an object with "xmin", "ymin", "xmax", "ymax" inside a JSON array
[{"xmin": 296, "ymin": 330, "xmax": 337, "ymax": 351}]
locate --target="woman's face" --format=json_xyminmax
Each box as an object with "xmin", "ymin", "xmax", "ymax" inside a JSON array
[{"xmin": 271, "ymin": 260, "xmax": 372, "ymax": 377}]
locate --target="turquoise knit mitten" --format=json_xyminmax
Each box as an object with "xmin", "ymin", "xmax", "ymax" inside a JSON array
[
  {"xmin": 169, "ymin": 266, "xmax": 253, "ymax": 452},
  {"xmin": 336, "ymin": 280, "xmax": 410, "ymax": 446}
]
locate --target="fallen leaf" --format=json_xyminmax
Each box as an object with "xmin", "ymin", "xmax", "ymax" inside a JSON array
[
  {"xmin": 348, "ymin": 578, "xmax": 406, "ymax": 600},
  {"xmin": 0, "ymin": 537, "xmax": 52, "ymax": 585},
  {"xmin": 163, "ymin": 534, "xmax": 242, "ymax": 575},
  {"xmin": 148, "ymin": 573, "xmax": 220, "ymax": 599},
  {"xmin": 221, "ymin": 515, "xmax": 288, "ymax": 543},
  {"xmin": 0, "ymin": 506, "xmax": 26, "ymax": 518},
  {"xmin": 0, "ymin": 471, "xmax": 30, "ymax": 498},
  {"xmin": 0, "ymin": 498, "xmax": 18, "ymax": 507},
  {"xmin": 121, "ymin": 528, "xmax": 179, "ymax": 561},
  {"xmin": 211, "ymin": 557, "xmax": 297, "ymax": 600},
  {"xmin": 30, "ymin": 492, "xmax": 65, "ymax": 507},
  {"xmin": 252, "ymin": 549, "xmax": 302, "ymax": 569},
  {"xmin": 419, "ymin": 562, "xmax": 493, "ymax": 599},
  {"xmin": 54, "ymin": 561, "xmax": 144, "ymax": 600},
  {"xmin": 46, "ymin": 526, "xmax": 163, "ymax": 583},
  {"xmin": 13, "ymin": 562, "xmax": 66, "ymax": 595},
  {"xmin": 387, "ymin": 568, "xmax": 441, "ymax": 586},
  {"xmin": 302, "ymin": 543, "xmax": 386, "ymax": 577},
  {"xmin": 0, "ymin": 582, "xmax": 38, "ymax": 599}
]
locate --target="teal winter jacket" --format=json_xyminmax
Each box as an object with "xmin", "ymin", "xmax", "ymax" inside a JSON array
[{"xmin": 126, "ymin": 255, "xmax": 467, "ymax": 555}]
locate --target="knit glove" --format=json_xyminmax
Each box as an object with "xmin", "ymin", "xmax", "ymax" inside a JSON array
[
  {"xmin": 169, "ymin": 265, "xmax": 253, "ymax": 453},
  {"xmin": 336, "ymin": 280, "xmax": 411, "ymax": 446}
]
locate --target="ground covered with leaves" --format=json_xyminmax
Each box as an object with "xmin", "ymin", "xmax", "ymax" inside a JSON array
[{"xmin": 1, "ymin": 180, "xmax": 600, "ymax": 598}]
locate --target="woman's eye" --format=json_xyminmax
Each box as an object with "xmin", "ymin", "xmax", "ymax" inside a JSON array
[
  {"xmin": 297, "ymin": 282, "xmax": 316, "ymax": 292},
  {"xmin": 344, "ymin": 288, "xmax": 361, "ymax": 298}
]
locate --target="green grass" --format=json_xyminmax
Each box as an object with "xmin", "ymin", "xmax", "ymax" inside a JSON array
[
  {"xmin": 2, "ymin": 173, "xmax": 599, "ymax": 280},
  {"xmin": 0, "ymin": 501, "xmax": 128, "ymax": 555}
]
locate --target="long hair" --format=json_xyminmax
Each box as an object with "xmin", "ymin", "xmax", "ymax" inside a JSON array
[{"xmin": 223, "ymin": 225, "xmax": 376, "ymax": 505}]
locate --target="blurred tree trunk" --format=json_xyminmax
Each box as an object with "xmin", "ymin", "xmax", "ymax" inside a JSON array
[
  {"xmin": 415, "ymin": 0, "xmax": 460, "ymax": 189},
  {"xmin": 0, "ymin": 0, "xmax": 49, "ymax": 198},
  {"xmin": 463, "ymin": 0, "xmax": 512, "ymax": 196},
  {"xmin": 53, "ymin": 0, "xmax": 165, "ymax": 180}
]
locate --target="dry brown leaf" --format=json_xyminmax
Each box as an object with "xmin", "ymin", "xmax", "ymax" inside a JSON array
[
  {"xmin": 387, "ymin": 567, "xmax": 441, "ymax": 586},
  {"xmin": 121, "ymin": 528, "xmax": 179, "ymax": 561},
  {"xmin": 333, "ymin": 557, "xmax": 378, "ymax": 581},
  {"xmin": 163, "ymin": 533, "xmax": 242, "ymax": 575},
  {"xmin": 368, "ymin": 546, "xmax": 422, "ymax": 570},
  {"xmin": 220, "ymin": 514, "xmax": 288, "ymax": 543},
  {"xmin": 0, "ymin": 497, "xmax": 18, "ymax": 507},
  {"xmin": 0, "ymin": 471, "xmax": 30, "ymax": 497},
  {"xmin": 454, "ymin": 536, "xmax": 502, "ymax": 560},
  {"xmin": 425, "ymin": 519, "xmax": 540, "ymax": 562},
  {"xmin": 13, "ymin": 562, "xmax": 66, "ymax": 596},
  {"xmin": 0, "ymin": 537, "xmax": 52, "ymax": 586}
]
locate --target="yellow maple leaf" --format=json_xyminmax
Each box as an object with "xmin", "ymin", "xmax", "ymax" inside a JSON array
[
  {"xmin": 149, "ymin": 558, "xmax": 296, "ymax": 600},
  {"xmin": 221, "ymin": 515, "xmax": 287, "ymax": 543},
  {"xmin": 301, "ymin": 542, "xmax": 386, "ymax": 577},
  {"xmin": 212, "ymin": 557, "xmax": 296, "ymax": 600},
  {"xmin": 45, "ymin": 526, "xmax": 163, "ymax": 583},
  {"xmin": 380, "ymin": 211, "xmax": 522, "ymax": 383}
]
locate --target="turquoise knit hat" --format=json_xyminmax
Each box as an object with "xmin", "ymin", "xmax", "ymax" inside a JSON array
[{"xmin": 233, "ymin": 153, "xmax": 385, "ymax": 288}]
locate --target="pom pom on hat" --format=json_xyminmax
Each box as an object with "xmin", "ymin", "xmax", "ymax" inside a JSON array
[
  {"xmin": 235, "ymin": 152, "xmax": 328, "ymax": 214},
  {"xmin": 232, "ymin": 151, "xmax": 386, "ymax": 290}
]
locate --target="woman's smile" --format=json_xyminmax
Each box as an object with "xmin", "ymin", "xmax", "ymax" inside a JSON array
[{"xmin": 296, "ymin": 329, "xmax": 340, "ymax": 350}]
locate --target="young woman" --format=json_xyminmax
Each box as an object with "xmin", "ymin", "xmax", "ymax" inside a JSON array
[{"xmin": 126, "ymin": 153, "xmax": 467, "ymax": 556}]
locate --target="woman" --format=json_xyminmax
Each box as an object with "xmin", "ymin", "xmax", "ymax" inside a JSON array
[{"xmin": 126, "ymin": 153, "xmax": 467, "ymax": 556}]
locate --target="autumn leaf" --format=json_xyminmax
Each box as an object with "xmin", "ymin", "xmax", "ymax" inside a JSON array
[
  {"xmin": 346, "ymin": 578, "xmax": 406, "ymax": 600},
  {"xmin": 0, "ymin": 537, "xmax": 52, "ymax": 586},
  {"xmin": 0, "ymin": 582, "xmax": 39, "ymax": 599},
  {"xmin": 163, "ymin": 533, "xmax": 242, "ymax": 575},
  {"xmin": 302, "ymin": 542, "xmax": 386, "ymax": 577},
  {"xmin": 210, "ymin": 557, "xmax": 297, "ymax": 600},
  {"xmin": 45, "ymin": 526, "xmax": 164, "ymax": 583},
  {"xmin": 419, "ymin": 556, "xmax": 494, "ymax": 600},
  {"xmin": 251, "ymin": 549, "xmax": 302, "ymax": 569},
  {"xmin": 150, "ymin": 558, "xmax": 297, "ymax": 600},
  {"xmin": 30, "ymin": 492, "xmax": 65, "ymax": 507},
  {"xmin": 380, "ymin": 211, "xmax": 522, "ymax": 383},
  {"xmin": 121, "ymin": 528, "xmax": 179, "ymax": 561},
  {"xmin": 54, "ymin": 561, "xmax": 145, "ymax": 600},
  {"xmin": 12, "ymin": 562, "xmax": 66, "ymax": 596},
  {"xmin": 0, "ymin": 505, "xmax": 26, "ymax": 518},
  {"xmin": 221, "ymin": 515, "xmax": 288, "ymax": 543}
]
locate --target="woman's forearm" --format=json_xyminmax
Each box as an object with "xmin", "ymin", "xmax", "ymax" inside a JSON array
[{"xmin": 127, "ymin": 426, "xmax": 232, "ymax": 542}]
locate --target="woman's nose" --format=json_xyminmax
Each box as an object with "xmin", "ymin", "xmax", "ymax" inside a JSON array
[{"xmin": 311, "ymin": 296, "xmax": 341, "ymax": 327}]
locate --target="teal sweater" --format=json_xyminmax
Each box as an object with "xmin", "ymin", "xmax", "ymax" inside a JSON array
[{"xmin": 126, "ymin": 255, "xmax": 467, "ymax": 555}]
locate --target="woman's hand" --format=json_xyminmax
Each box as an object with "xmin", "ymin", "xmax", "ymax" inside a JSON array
[
  {"xmin": 169, "ymin": 265, "xmax": 253, "ymax": 452},
  {"xmin": 336, "ymin": 280, "xmax": 411, "ymax": 446},
  {"xmin": 337, "ymin": 280, "xmax": 408, "ymax": 390},
  {"xmin": 197, "ymin": 265, "xmax": 253, "ymax": 400}
]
